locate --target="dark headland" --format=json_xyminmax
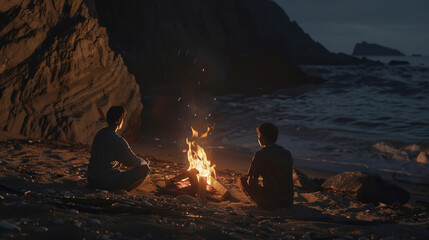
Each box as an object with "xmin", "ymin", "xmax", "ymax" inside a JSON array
[{"xmin": 353, "ymin": 41, "xmax": 405, "ymax": 56}]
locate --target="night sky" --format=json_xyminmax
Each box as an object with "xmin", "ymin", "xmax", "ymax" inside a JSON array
[{"xmin": 274, "ymin": 0, "xmax": 429, "ymax": 55}]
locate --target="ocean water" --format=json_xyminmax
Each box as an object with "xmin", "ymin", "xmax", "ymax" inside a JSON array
[{"xmin": 212, "ymin": 56, "xmax": 429, "ymax": 183}]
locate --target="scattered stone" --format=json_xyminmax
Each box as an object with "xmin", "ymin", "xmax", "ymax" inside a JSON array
[
  {"xmin": 53, "ymin": 219, "xmax": 65, "ymax": 225},
  {"xmin": 321, "ymin": 171, "xmax": 410, "ymax": 204},
  {"xmin": 161, "ymin": 217, "xmax": 168, "ymax": 224},
  {"xmin": 100, "ymin": 190, "xmax": 109, "ymax": 194},
  {"xmin": 231, "ymin": 232, "xmax": 243, "ymax": 240},
  {"xmin": 74, "ymin": 222, "xmax": 82, "ymax": 227},
  {"xmin": 188, "ymin": 222, "xmax": 196, "ymax": 228},
  {"xmin": 100, "ymin": 234, "xmax": 110, "ymax": 240},
  {"xmin": 69, "ymin": 209, "xmax": 79, "ymax": 214},
  {"xmin": 35, "ymin": 226, "xmax": 48, "ymax": 232},
  {"xmin": 90, "ymin": 219, "xmax": 101, "ymax": 225},
  {"xmin": 417, "ymin": 152, "xmax": 428, "ymax": 164},
  {"xmin": 302, "ymin": 232, "xmax": 314, "ymax": 240},
  {"xmin": 142, "ymin": 233, "xmax": 153, "ymax": 240},
  {"xmin": 258, "ymin": 230, "xmax": 269, "ymax": 238},
  {"xmin": 45, "ymin": 189, "xmax": 56, "ymax": 194},
  {"xmin": 0, "ymin": 221, "xmax": 21, "ymax": 231},
  {"xmin": 176, "ymin": 195, "xmax": 198, "ymax": 204},
  {"xmin": 13, "ymin": 144, "xmax": 23, "ymax": 150}
]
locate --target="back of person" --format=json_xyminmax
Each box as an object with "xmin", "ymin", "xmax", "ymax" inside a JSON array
[
  {"xmin": 87, "ymin": 106, "xmax": 149, "ymax": 191},
  {"xmin": 88, "ymin": 128, "xmax": 124, "ymax": 183},
  {"xmin": 257, "ymin": 144, "xmax": 293, "ymax": 205},
  {"xmin": 238, "ymin": 122, "xmax": 294, "ymax": 210}
]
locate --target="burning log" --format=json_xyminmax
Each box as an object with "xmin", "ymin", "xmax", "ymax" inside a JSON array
[
  {"xmin": 155, "ymin": 127, "xmax": 229, "ymax": 202},
  {"xmin": 198, "ymin": 176, "xmax": 207, "ymax": 203}
]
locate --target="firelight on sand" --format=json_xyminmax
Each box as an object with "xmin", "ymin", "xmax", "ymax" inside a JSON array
[{"xmin": 186, "ymin": 127, "xmax": 216, "ymax": 185}]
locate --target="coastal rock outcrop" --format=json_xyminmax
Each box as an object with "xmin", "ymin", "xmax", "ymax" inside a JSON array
[
  {"xmin": 321, "ymin": 171, "xmax": 410, "ymax": 204},
  {"xmin": 293, "ymin": 169, "xmax": 323, "ymax": 192},
  {"xmin": 0, "ymin": 0, "xmax": 143, "ymax": 144},
  {"xmin": 87, "ymin": 0, "xmax": 363, "ymax": 92},
  {"xmin": 353, "ymin": 41, "xmax": 405, "ymax": 56}
]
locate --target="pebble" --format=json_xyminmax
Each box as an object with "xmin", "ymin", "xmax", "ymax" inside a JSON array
[
  {"xmin": 188, "ymin": 222, "xmax": 196, "ymax": 228},
  {"xmin": 35, "ymin": 226, "xmax": 48, "ymax": 232},
  {"xmin": 283, "ymin": 235, "xmax": 294, "ymax": 240},
  {"xmin": 231, "ymin": 232, "xmax": 242, "ymax": 240},
  {"xmin": 302, "ymin": 232, "xmax": 314, "ymax": 240},
  {"xmin": 53, "ymin": 219, "xmax": 65, "ymax": 225},
  {"xmin": 45, "ymin": 189, "xmax": 56, "ymax": 194},
  {"xmin": 100, "ymin": 234, "xmax": 110, "ymax": 240},
  {"xmin": 69, "ymin": 209, "xmax": 79, "ymax": 214},
  {"xmin": 258, "ymin": 230, "xmax": 269, "ymax": 238},
  {"xmin": 100, "ymin": 190, "xmax": 108, "ymax": 194},
  {"xmin": 90, "ymin": 219, "xmax": 101, "ymax": 225},
  {"xmin": 142, "ymin": 233, "xmax": 153, "ymax": 240},
  {"xmin": 161, "ymin": 217, "xmax": 168, "ymax": 224},
  {"xmin": 0, "ymin": 195, "xmax": 4, "ymax": 200},
  {"xmin": 0, "ymin": 221, "xmax": 20, "ymax": 231},
  {"xmin": 74, "ymin": 222, "xmax": 82, "ymax": 227}
]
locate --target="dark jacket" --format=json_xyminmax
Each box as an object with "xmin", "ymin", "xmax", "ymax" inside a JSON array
[{"xmin": 247, "ymin": 144, "xmax": 294, "ymax": 205}]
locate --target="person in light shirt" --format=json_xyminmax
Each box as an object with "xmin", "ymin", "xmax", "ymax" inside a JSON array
[
  {"xmin": 238, "ymin": 123, "xmax": 294, "ymax": 210},
  {"xmin": 87, "ymin": 106, "xmax": 150, "ymax": 191}
]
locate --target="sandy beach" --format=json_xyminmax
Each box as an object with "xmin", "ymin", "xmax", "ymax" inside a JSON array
[{"xmin": 1, "ymin": 133, "xmax": 428, "ymax": 240}]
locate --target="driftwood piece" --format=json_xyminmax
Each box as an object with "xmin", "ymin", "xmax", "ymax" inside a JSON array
[
  {"xmin": 208, "ymin": 176, "xmax": 229, "ymax": 200},
  {"xmin": 169, "ymin": 168, "xmax": 199, "ymax": 182}
]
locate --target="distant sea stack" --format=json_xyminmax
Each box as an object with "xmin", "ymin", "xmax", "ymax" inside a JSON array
[
  {"xmin": 0, "ymin": 0, "xmax": 143, "ymax": 144},
  {"xmin": 88, "ymin": 0, "xmax": 364, "ymax": 92},
  {"xmin": 353, "ymin": 41, "xmax": 405, "ymax": 56}
]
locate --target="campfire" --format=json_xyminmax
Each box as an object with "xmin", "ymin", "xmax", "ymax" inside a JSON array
[{"xmin": 156, "ymin": 127, "xmax": 229, "ymax": 202}]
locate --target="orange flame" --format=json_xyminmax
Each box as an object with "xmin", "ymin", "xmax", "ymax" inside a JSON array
[{"xmin": 186, "ymin": 127, "xmax": 216, "ymax": 185}]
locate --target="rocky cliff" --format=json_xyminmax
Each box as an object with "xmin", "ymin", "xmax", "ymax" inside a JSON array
[
  {"xmin": 353, "ymin": 41, "xmax": 405, "ymax": 56},
  {"xmin": 89, "ymin": 0, "xmax": 362, "ymax": 92},
  {"xmin": 0, "ymin": 0, "xmax": 143, "ymax": 144}
]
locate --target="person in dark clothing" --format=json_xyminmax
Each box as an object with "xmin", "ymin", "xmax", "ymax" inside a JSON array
[
  {"xmin": 238, "ymin": 123, "xmax": 294, "ymax": 210},
  {"xmin": 87, "ymin": 106, "xmax": 150, "ymax": 191}
]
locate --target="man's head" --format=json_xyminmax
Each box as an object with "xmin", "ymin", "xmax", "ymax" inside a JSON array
[
  {"xmin": 256, "ymin": 123, "xmax": 278, "ymax": 147},
  {"xmin": 106, "ymin": 106, "xmax": 126, "ymax": 130}
]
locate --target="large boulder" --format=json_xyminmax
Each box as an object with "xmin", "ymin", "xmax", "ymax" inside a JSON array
[
  {"xmin": 321, "ymin": 171, "xmax": 410, "ymax": 204},
  {"xmin": 293, "ymin": 168, "xmax": 323, "ymax": 192},
  {"xmin": 0, "ymin": 0, "xmax": 143, "ymax": 144}
]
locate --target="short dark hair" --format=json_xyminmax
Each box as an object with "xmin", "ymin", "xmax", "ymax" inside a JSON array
[
  {"xmin": 106, "ymin": 106, "xmax": 126, "ymax": 126},
  {"xmin": 257, "ymin": 123, "xmax": 278, "ymax": 145}
]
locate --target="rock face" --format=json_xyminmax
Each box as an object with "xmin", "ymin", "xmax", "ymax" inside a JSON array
[
  {"xmin": 88, "ymin": 0, "xmax": 362, "ymax": 92},
  {"xmin": 353, "ymin": 41, "xmax": 405, "ymax": 56},
  {"xmin": 321, "ymin": 171, "xmax": 410, "ymax": 204},
  {"xmin": 0, "ymin": 0, "xmax": 143, "ymax": 144}
]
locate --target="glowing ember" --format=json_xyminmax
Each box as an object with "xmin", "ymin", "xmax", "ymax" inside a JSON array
[{"xmin": 186, "ymin": 127, "xmax": 216, "ymax": 185}]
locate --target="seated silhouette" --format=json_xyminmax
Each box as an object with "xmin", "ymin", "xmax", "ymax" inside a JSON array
[{"xmin": 87, "ymin": 106, "xmax": 149, "ymax": 191}]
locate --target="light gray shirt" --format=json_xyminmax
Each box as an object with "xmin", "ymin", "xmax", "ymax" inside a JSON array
[{"xmin": 87, "ymin": 128, "xmax": 147, "ymax": 185}]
